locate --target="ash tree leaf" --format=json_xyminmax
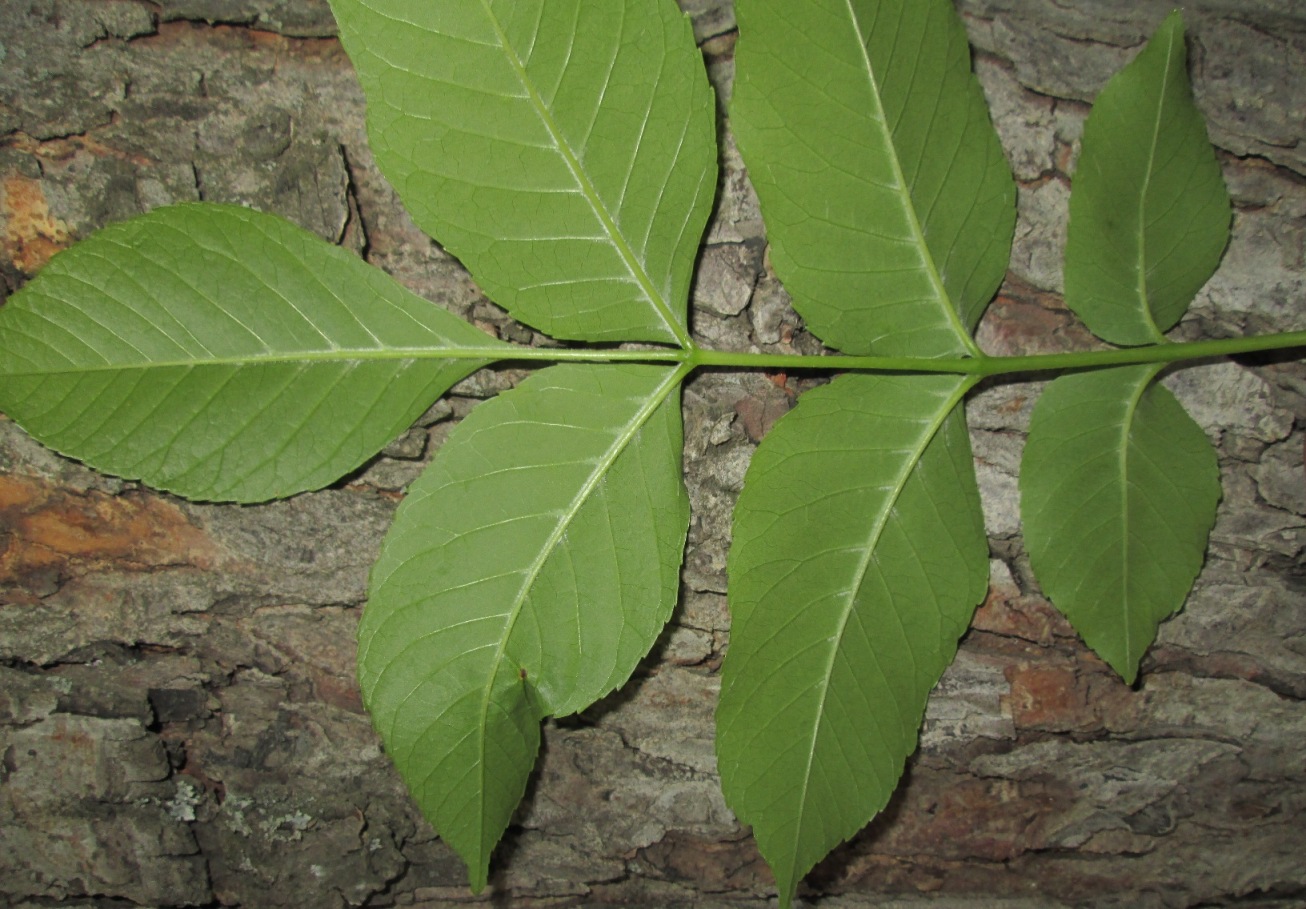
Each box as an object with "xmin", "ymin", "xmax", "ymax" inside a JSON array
[
  {"xmin": 0, "ymin": 203, "xmax": 503, "ymax": 503},
  {"xmin": 730, "ymin": 0, "xmax": 1015, "ymax": 357},
  {"xmin": 329, "ymin": 0, "xmax": 717, "ymax": 347},
  {"xmin": 359, "ymin": 362, "xmax": 690, "ymax": 889},
  {"xmin": 718, "ymin": 373, "xmax": 988, "ymax": 907},
  {"xmin": 1064, "ymin": 11, "xmax": 1231, "ymax": 346},
  {"xmin": 1020, "ymin": 365, "xmax": 1222, "ymax": 683}
]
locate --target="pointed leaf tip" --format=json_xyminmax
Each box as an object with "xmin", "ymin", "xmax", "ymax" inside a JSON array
[
  {"xmin": 329, "ymin": 0, "xmax": 717, "ymax": 346},
  {"xmin": 719, "ymin": 373, "xmax": 988, "ymax": 903},
  {"xmin": 731, "ymin": 0, "xmax": 1015, "ymax": 357},
  {"xmin": 1021, "ymin": 366, "xmax": 1222, "ymax": 682},
  {"xmin": 0, "ymin": 203, "xmax": 503, "ymax": 502},
  {"xmin": 360, "ymin": 363, "xmax": 690, "ymax": 884},
  {"xmin": 1065, "ymin": 11, "xmax": 1231, "ymax": 346}
]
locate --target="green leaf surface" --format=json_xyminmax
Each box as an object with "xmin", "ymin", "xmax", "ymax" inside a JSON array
[
  {"xmin": 1020, "ymin": 365, "xmax": 1222, "ymax": 682},
  {"xmin": 329, "ymin": 0, "xmax": 717, "ymax": 347},
  {"xmin": 718, "ymin": 373, "xmax": 988, "ymax": 907},
  {"xmin": 1064, "ymin": 11, "xmax": 1231, "ymax": 346},
  {"xmin": 359, "ymin": 362, "xmax": 690, "ymax": 887},
  {"xmin": 731, "ymin": 0, "xmax": 1014, "ymax": 357},
  {"xmin": 0, "ymin": 204, "xmax": 502, "ymax": 503}
]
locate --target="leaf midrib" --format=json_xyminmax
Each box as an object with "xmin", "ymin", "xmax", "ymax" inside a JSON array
[
  {"xmin": 0, "ymin": 346, "xmax": 511, "ymax": 377},
  {"xmin": 1133, "ymin": 21, "xmax": 1180, "ymax": 344},
  {"xmin": 477, "ymin": 0, "xmax": 691, "ymax": 349},
  {"xmin": 1114, "ymin": 365, "xmax": 1163, "ymax": 673},
  {"xmin": 471, "ymin": 363, "xmax": 688, "ymax": 845},
  {"xmin": 840, "ymin": 0, "xmax": 980, "ymax": 359},
  {"xmin": 786, "ymin": 375, "xmax": 973, "ymax": 884}
]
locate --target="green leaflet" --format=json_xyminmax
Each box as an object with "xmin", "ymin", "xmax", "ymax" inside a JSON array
[
  {"xmin": 359, "ymin": 362, "xmax": 690, "ymax": 888},
  {"xmin": 0, "ymin": 204, "xmax": 502, "ymax": 503},
  {"xmin": 718, "ymin": 373, "xmax": 988, "ymax": 907},
  {"xmin": 1048, "ymin": 14, "xmax": 1230, "ymax": 681},
  {"xmin": 731, "ymin": 0, "xmax": 1014, "ymax": 357},
  {"xmin": 1, "ymin": 0, "xmax": 1288, "ymax": 899},
  {"xmin": 1021, "ymin": 365, "xmax": 1221, "ymax": 683},
  {"xmin": 1064, "ymin": 12, "xmax": 1231, "ymax": 346},
  {"xmin": 329, "ymin": 0, "xmax": 717, "ymax": 347}
]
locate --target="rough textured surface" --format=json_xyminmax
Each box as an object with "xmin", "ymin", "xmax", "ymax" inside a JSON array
[{"xmin": 1, "ymin": 0, "xmax": 1303, "ymax": 906}]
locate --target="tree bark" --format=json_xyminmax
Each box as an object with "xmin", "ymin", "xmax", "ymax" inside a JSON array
[{"xmin": 1, "ymin": 1, "xmax": 1303, "ymax": 906}]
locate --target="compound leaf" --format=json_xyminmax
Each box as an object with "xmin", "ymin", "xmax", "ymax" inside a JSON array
[
  {"xmin": 731, "ymin": 0, "xmax": 1015, "ymax": 357},
  {"xmin": 1064, "ymin": 11, "xmax": 1231, "ymax": 346},
  {"xmin": 1021, "ymin": 365, "xmax": 1222, "ymax": 682},
  {"xmin": 0, "ymin": 203, "xmax": 502, "ymax": 503},
  {"xmin": 359, "ymin": 363, "xmax": 689, "ymax": 888},
  {"xmin": 718, "ymin": 374, "xmax": 988, "ymax": 907},
  {"xmin": 330, "ymin": 0, "xmax": 717, "ymax": 347}
]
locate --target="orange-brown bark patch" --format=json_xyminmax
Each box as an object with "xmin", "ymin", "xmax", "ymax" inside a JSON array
[
  {"xmin": 0, "ymin": 474, "xmax": 220, "ymax": 582},
  {"xmin": 2, "ymin": 174, "xmax": 74, "ymax": 274},
  {"xmin": 1005, "ymin": 662, "xmax": 1099, "ymax": 733},
  {"xmin": 973, "ymin": 587, "xmax": 1074, "ymax": 646},
  {"xmin": 873, "ymin": 775, "xmax": 1065, "ymax": 863}
]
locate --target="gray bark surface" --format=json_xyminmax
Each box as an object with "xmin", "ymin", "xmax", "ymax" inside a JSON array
[{"xmin": 1, "ymin": 1, "xmax": 1303, "ymax": 906}]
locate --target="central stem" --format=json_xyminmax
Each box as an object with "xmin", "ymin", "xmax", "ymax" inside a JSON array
[{"xmin": 521, "ymin": 329, "xmax": 1306, "ymax": 376}]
